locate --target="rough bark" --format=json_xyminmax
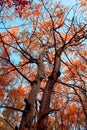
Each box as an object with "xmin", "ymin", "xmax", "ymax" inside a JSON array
[
  {"xmin": 37, "ymin": 48, "xmax": 63, "ymax": 130},
  {"xmin": 19, "ymin": 53, "xmax": 44, "ymax": 130},
  {"xmin": 37, "ymin": 79, "xmax": 55, "ymax": 130}
]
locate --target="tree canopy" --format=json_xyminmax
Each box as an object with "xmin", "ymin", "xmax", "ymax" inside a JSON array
[{"xmin": 0, "ymin": 0, "xmax": 87, "ymax": 130}]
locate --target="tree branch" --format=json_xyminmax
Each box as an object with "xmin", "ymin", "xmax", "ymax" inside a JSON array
[{"xmin": 0, "ymin": 105, "xmax": 24, "ymax": 112}]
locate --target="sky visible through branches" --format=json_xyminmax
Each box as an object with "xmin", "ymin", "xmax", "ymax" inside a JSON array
[
  {"xmin": 0, "ymin": 0, "xmax": 87, "ymax": 129},
  {"xmin": 0, "ymin": 0, "xmax": 79, "ymax": 63}
]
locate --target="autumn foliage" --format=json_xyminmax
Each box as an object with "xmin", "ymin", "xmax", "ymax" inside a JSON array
[{"xmin": 0, "ymin": 0, "xmax": 87, "ymax": 130}]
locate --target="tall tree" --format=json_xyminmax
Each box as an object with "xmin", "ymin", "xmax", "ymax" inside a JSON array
[{"xmin": 0, "ymin": 0, "xmax": 87, "ymax": 130}]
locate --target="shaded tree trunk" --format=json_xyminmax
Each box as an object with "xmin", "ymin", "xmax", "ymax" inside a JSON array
[
  {"xmin": 19, "ymin": 80, "xmax": 41, "ymax": 130},
  {"xmin": 19, "ymin": 54, "xmax": 45, "ymax": 130},
  {"xmin": 37, "ymin": 48, "xmax": 62, "ymax": 130},
  {"xmin": 37, "ymin": 79, "xmax": 55, "ymax": 130}
]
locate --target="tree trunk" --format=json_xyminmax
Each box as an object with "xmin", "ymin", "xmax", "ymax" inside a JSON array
[
  {"xmin": 37, "ymin": 49, "xmax": 62, "ymax": 130},
  {"xmin": 19, "ymin": 54, "xmax": 45, "ymax": 130},
  {"xmin": 37, "ymin": 79, "xmax": 55, "ymax": 130},
  {"xmin": 19, "ymin": 79, "xmax": 42, "ymax": 130}
]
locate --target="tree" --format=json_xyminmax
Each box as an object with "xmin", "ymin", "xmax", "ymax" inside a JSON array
[{"xmin": 0, "ymin": 0, "xmax": 87, "ymax": 130}]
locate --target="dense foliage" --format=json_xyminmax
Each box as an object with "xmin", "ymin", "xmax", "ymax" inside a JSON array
[{"xmin": 0, "ymin": 0, "xmax": 87, "ymax": 130}]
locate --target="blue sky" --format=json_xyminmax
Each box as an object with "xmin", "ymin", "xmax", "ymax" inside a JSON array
[{"xmin": 58, "ymin": 0, "xmax": 78, "ymax": 6}]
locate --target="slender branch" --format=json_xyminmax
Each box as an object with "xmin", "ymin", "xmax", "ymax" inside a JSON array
[
  {"xmin": 1, "ymin": 21, "xmax": 34, "ymax": 61},
  {"xmin": 9, "ymin": 61, "xmax": 32, "ymax": 84},
  {"xmin": 66, "ymin": 24, "xmax": 86, "ymax": 45},
  {"xmin": 57, "ymin": 80, "xmax": 87, "ymax": 92},
  {"xmin": 0, "ymin": 105, "xmax": 24, "ymax": 112},
  {"xmin": 0, "ymin": 116, "xmax": 15, "ymax": 130},
  {"xmin": 39, "ymin": 108, "xmax": 60, "ymax": 121}
]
